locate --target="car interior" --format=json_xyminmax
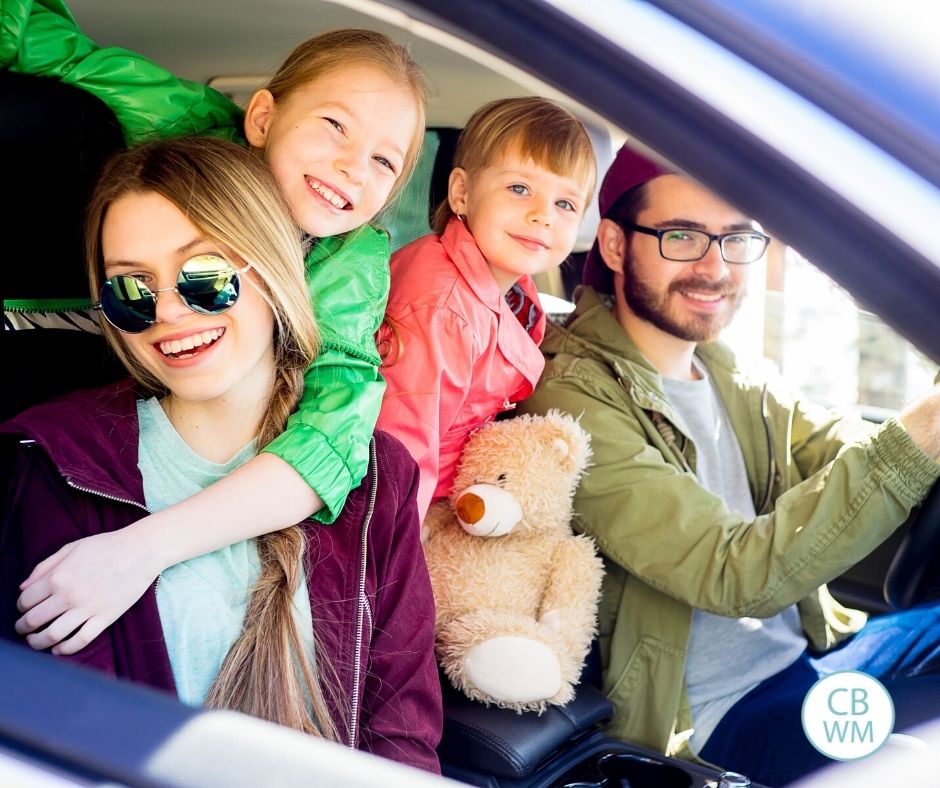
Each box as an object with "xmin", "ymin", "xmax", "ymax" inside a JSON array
[
  {"xmin": 1, "ymin": 63, "xmax": 733, "ymax": 788},
  {"xmin": 3, "ymin": 0, "xmax": 940, "ymax": 786}
]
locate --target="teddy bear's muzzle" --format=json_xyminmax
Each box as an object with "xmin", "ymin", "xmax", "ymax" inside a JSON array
[{"xmin": 455, "ymin": 484, "xmax": 523, "ymax": 537}]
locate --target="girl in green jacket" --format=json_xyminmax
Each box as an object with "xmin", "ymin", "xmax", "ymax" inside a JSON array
[{"xmin": 4, "ymin": 0, "xmax": 427, "ymax": 655}]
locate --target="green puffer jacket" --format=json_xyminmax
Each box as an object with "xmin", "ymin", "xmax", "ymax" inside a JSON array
[
  {"xmin": 520, "ymin": 287, "xmax": 940, "ymax": 762},
  {"xmin": 1, "ymin": 0, "xmax": 390, "ymax": 522}
]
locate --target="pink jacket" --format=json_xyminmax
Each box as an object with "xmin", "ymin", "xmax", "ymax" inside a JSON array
[{"xmin": 376, "ymin": 218, "xmax": 546, "ymax": 520}]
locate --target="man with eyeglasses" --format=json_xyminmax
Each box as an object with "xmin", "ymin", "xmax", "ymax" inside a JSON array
[{"xmin": 520, "ymin": 145, "xmax": 940, "ymax": 785}]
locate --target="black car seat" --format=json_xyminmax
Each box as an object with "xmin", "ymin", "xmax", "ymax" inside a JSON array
[{"xmin": 1, "ymin": 71, "xmax": 127, "ymax": 421}]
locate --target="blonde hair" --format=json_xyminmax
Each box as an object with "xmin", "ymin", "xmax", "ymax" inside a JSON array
[
  {"xmin": 433, "ymin": 97, "xmax": 597, "ymax": 232},
  {"xmin": 86, "ymin": 135, "xmax": 342, "ymax": 740},
  {"xmin": 264, "ymin": 28, "xmax": 427, "ymax": 207}
]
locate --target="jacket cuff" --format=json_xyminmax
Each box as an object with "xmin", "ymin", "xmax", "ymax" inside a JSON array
[
  {"xmin": 873, "ymin": 417, "xmax": 940, "ymax": 502},
  {"xmin": 263, "ymin": 426, "xmax": 356, "ymax": 524}
]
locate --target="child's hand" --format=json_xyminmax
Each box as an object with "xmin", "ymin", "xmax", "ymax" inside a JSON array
[{"xmin": 15, "ymin": 530, "xmax": 164, "ymax": 655}]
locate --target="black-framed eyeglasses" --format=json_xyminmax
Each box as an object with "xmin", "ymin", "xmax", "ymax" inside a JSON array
[
  {"xmin": 94, "ymin": 254, "xmax": 251, "ymax": 334},
  {"xmin": 620, "ymin": 221, "xmax": 771, "ymax": 264}
]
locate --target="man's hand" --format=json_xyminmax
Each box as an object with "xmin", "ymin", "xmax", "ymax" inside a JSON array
[
  {"xmin": 15, "ymin": 529, "xmax": 163, "ymax": 655},
  {"xmin": 900, "ymin": 384, "xmax": 940, "ymax": 460}
]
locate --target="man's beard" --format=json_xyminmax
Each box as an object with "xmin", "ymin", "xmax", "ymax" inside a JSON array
[{"xmin": 621, "ymin": 254, "xmax": 745, "ymax": 343}]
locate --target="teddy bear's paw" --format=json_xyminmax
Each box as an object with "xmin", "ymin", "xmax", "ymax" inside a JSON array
[{"xmin": 464, "ymin": 636, "xmax": 562, "ymax": 703}]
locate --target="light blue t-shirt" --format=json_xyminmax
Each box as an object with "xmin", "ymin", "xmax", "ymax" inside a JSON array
[
  {"xmin": 662, "ymin": 361, "xmax": 806, "ymax": 753},
  {"xmin": 137, "ymin": 397, "xmax": 314, "ymax": 707}
]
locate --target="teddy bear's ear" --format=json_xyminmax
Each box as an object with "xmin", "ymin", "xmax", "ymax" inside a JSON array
[{"xmin": 543, "ymin": 410, "xmax": 592, "ymax": 476}]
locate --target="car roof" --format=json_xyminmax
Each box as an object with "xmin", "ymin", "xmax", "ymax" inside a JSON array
[{"xmin": 654, "ymin": 0, "xmax": 940, "ymax": 188}]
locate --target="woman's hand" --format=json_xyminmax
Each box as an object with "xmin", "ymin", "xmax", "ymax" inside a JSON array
[{"xmin": 15, "ymin": 529, "xmax": 165, "ymax": 655}]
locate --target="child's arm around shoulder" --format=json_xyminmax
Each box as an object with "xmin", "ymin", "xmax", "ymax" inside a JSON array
[
  {"xmin": 18, "ymin": 454, "xmax": 321, "ymax": 653},
  {"xmin": 2, "ymin": 0, "xmax": 243, "ymax": 143},
  {"xmin": 264, "ymin": 228, "xmax": 390, "ymax": 522}
]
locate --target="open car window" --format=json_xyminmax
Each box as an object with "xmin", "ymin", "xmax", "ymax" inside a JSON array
[{"xmin": 722, "ymin": 243, "xmax": 939, "ymax": 418}]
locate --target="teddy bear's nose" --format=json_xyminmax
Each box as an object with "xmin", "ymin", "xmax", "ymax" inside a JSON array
[{"xmin": 456, "ymin": 492, "xmax": 485, "ymax": 524}]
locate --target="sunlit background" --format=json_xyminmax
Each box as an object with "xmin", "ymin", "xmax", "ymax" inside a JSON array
[{"xmin": 723, "ymin": 243, "xmax": 937, "ymax": 416}]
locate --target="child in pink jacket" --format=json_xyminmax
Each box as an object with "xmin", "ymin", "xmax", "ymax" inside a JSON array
[{"xmin": 376, "ymin": 97, "xmax": 596, "ymax": 520}]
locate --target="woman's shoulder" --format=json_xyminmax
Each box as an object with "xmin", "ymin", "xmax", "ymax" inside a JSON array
[
  {"xmin": 327, "ymin": 431, "xmax": 417, "ymax": 525},
  {"xmin": 1, "ymin": 379, "xmax": 136, "ymax": 443},
  {"xmin": 372, "ymin": 427, "xmax": 416, "ymax": 464},
  {"xmin": 369, "ymin": 430, "xmax": 421, "ymax": 532},
  {"xmin": 0, "ymin": 379, "xmax": 143, "ymax": 505},
  {"xmin": 371, "ymin": 429, "xmax": 420, "ymax": 495}
]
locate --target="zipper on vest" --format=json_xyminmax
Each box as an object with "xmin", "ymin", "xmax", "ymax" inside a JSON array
[
  {"xmin": 348, "ymin": 438, "xmax": 378, "ymax": 748},
  {"xmin": 757, "ymin": 385, "xmax": 777, "ymax": 515}
]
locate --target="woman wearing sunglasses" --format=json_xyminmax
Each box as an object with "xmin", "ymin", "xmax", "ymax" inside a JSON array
[{"xmin": 0, "ymin": 136, "xmax": 442, "ymax": 772}]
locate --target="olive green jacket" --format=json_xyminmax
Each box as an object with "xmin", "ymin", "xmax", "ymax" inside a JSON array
[
  {"xmin": 520, "ymin": 287, "xmax": 940, "ymax": 761},
  {"xmin": 1, "ymin": 0, "xmax": 389, "ymax": 521}
]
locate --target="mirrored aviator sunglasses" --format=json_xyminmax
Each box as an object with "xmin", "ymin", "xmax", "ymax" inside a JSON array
[{"xmin": 94, "ymin": 254, "xmax": 250, "ymax": 334}]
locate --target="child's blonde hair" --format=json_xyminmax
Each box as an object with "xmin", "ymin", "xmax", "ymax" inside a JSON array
[
  {"xmin": 86, "ymin": 135, "xmax": 343, "ymax": 740},
  {"xmin": 433, "ymin": 97, "xmax": 597, "ymax": 233},
  {"xmin": 264, "ymin": 28, "xmax": 427, "ymax": 206}
]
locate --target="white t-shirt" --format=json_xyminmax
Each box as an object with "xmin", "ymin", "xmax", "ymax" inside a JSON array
[
  {"xmin": 662, "ymin": 361, "xmax": 806, "ymax": 752},
  {"xmin": 137, "ymin": 397, "xmax": 315, "ymax": 706}
]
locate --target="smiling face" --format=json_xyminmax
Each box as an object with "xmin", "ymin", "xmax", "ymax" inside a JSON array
[
  {"xmin": 244, "ymin": 62, "xmax": 420, "ymax": 238},
  {"xmin": 101, "ymin": 191, "xmax": 276, "ymax": 409},
  {"xmin": 611, "ymin": 175, "xmax": 759, "ymax": 344},
  {"xmin": 449, "ymin": 148, "xmax": 589, "ymax": 293}
]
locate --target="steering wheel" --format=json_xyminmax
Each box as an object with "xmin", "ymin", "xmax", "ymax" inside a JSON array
[{"xmin": 884, "ymin": 477, "xmax": 940, "ymax": 608}]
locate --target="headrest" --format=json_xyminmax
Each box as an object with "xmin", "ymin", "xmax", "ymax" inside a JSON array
[{"xmin": 1, "ymin": 71, "xmax": 125, "ymax": 305}]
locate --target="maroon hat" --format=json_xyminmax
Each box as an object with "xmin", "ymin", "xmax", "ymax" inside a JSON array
[{"xmin": 582, "ymin": 145, "xmax": 671, "ymax": 294}]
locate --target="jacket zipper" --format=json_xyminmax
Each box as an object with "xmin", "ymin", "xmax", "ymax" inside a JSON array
[
  {"xmin": 347, "ymin": 438, "xmax": 378, "ymax": 748},
  {"xmin": 17, "ymin": 436, "xmax": 148, "ymax": 513},
  {"xmin": 63, "ymin": 478, "xmax": 149, "ymax": 513},
  {"xmin": 757, "ymin": 385, "xmax": 777, "ymax": 515},
  {"xmin": 652, "ymin": 385, "xmax": 777, "ymax": 512},
  {"xmin": 616, "ymin": 371, "xmax": 777, "ymax": 514}
]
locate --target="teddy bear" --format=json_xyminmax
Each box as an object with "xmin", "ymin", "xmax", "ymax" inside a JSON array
[{"xmin": 422, "ymin": 409, "xmax": 604, "ymax": 712}]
